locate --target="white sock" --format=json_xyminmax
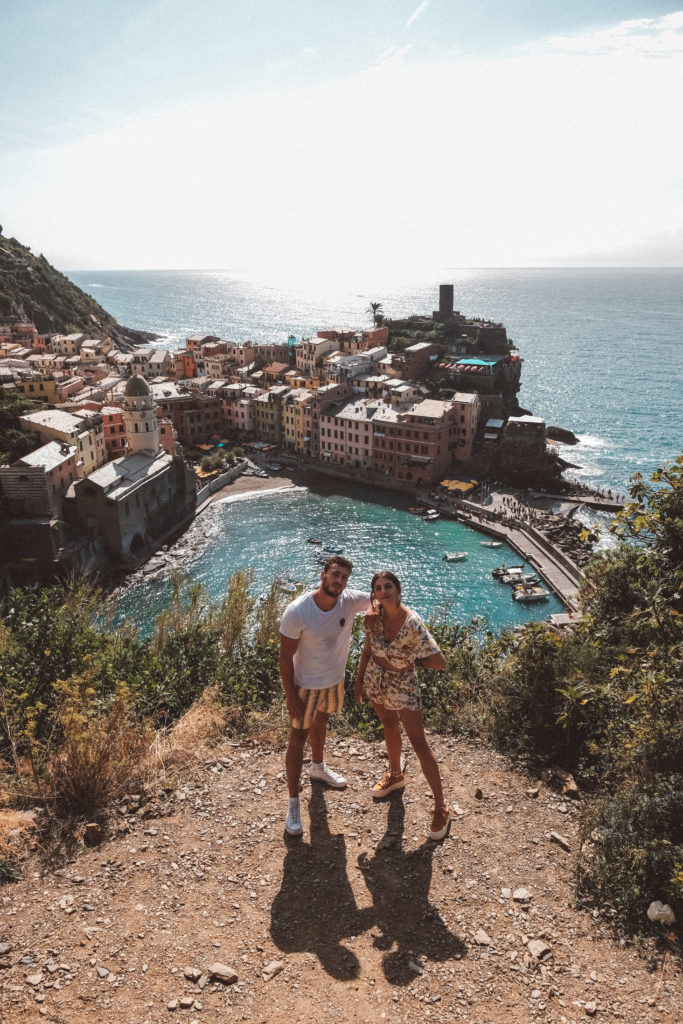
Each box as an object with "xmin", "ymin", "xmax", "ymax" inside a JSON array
[
  {"xmin": 311, "ymin": 760, "xmax": 323, "ymax": 768},
  {"xmin": 288, "ymin": 796, "xmax": 300, "ymax": 809}
]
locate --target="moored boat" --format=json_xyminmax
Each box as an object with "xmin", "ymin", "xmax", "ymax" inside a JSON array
[
  {"xmin": 443, "ymin": 552, "xmax": 467, "ymax": 562},
  {"xmin": 480, "ymin": 540, "xmax": 503, "ymax": 548},
  {"xmin": 492, "ymin": 564, "xmax": 524, "ymax": 579},
  {"xmin": 500, "ymin": 571, "xmax": 539, "ymax": 585},
  {"xmin": 422, "ymin": 510, "xmax": 440, "ymax": 521},
  {"xmin": 512, "ymin": 584, "xmax": 550, "ymax": 602},
  {"xmin": 323, "ymin": 545, "xmax": 344, "ymax": 553},
  {"xmin": 306, "ymin": 537, "xmax": 322, "ymax": 544}
]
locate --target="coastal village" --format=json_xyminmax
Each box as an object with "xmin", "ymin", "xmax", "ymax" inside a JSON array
[{"xmin": 1, "ymin": 285, "xmax": 600, "ymax": 596}]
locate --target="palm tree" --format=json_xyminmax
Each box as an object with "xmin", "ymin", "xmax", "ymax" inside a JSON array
[{"xmin": 367, "ymin": 301, "xmax": 384, "ymax": 326}]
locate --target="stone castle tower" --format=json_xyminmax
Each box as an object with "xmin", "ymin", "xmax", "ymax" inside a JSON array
[{"xmin": 123, "ymin": 375, "xmax": 160, "ymax": 457}]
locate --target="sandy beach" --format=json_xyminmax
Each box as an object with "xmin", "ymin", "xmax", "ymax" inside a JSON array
[{"xmin": 209, "ymin": 463, "xmax": 313, "ymax": 503}]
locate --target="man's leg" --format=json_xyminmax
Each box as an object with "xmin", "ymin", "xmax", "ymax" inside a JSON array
[
  {"xmin": 309, "ymin": 708, "xmax": 347, "ymax": 789},
  {"xmin": 285, "ymin": 725, "xmax": 309, "ymax": 798},
  {"xmin": 309, "ymin": 710, "xmax": 330, "ymax": 764}
]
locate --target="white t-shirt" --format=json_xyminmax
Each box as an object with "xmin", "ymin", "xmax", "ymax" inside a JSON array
[{"xmin": 280, "ymin": 588, "xmax": 371, "ymax": 690}]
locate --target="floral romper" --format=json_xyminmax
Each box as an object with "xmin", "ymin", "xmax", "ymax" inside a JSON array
[{"xmin": 363, "ymin": 610, "xmax": 441, "ymax": 711}]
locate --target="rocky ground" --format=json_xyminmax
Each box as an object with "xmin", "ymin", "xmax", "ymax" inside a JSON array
[{"xmin": 2, "ymin": 733, "xmax": 680, "ymax": 1024}]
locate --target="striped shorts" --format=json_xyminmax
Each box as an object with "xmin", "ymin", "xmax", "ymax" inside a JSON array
[{"xmin": 290, "ymin": 680, "xmax": 345, "ymax": 730}]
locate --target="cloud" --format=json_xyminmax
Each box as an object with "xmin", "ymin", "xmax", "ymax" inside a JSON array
[
  {"xmin": 545, "ymin": 11, "xmax": 683, "ymax": 58},
  {"xmin": 405, "ymin": 1, "xmax": 430, "ymax": 31},
  {"xmin": 4, "ymin": 13, "xmax": 682, "ymax": 273}
]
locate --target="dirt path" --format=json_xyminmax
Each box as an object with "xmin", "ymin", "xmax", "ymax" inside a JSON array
[{"xmin": 2, "ymin": 734, "xmax": 680, "ymax": 1024}]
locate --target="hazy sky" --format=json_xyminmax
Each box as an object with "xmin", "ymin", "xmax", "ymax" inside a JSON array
[{"xmin": 2, "ymin": 1, "xmax": 682, "ymax": 274}]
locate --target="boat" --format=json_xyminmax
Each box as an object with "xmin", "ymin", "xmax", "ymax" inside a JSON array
[
  {"xmin": 500, "ymin": 572, "xmax": 539, "ymax": 585},
  {"xmin": 422, "ymin": 510, "xmax": 440, "ymax": 521},
  {"xmin": 443, "ymin": 552, "xmax": 468, "ymax": 562},
  {"xmin": 480, "ymin": 540, "xmax": 503, "ymax": 548},
  {"xmin": 279, "ymin": 581, "xmax": 297, "ymax": 594},
  {"xmin": 491, "ymin": 564, "xmax": 524, "ymax": 579},
  {"xmin": 323, "ymin": 545, "xmax": 344, "ymax": 553},
  {"xmin": 306, "ymin": 537, "xmax": 322, "ymax": 545},
  {"xmin": 512, "ymin": 585, "xmax": 550, "ymax": 602},
  {"xmin": 408, "ymin": 505, "xmax": 428, "ymax": 514}
]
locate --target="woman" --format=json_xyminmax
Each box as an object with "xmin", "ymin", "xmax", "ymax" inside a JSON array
[{"xmin": 354, "ymin": 570, "xmax": 450, "ymax": 841}]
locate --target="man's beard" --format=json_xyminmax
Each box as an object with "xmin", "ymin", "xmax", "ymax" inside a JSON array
[{"xmin": 321, "ymin": 580, "xmax": 342, "ymax": 597}]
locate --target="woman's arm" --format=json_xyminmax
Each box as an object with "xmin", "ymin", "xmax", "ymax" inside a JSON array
[
  {"xmin": 416, "ymin": 651, "xmax": 446, "ymax": 670},
  {"xmin": 354, "ymin": 633, "xmax": 372, "ymax": 704}
]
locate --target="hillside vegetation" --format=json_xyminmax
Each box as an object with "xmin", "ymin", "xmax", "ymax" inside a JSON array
[
  {"xmin": 0, "ymin": 229, "xmax": 153, "ymax": 348},
  {"xmin": 0, "ymin": 458, "xmax": 681, "ymax": 945}
]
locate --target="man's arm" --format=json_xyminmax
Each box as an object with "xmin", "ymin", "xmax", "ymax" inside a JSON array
[{"xmin": 279, "ymin": 633, "xmax": 305, "ymax": 721}]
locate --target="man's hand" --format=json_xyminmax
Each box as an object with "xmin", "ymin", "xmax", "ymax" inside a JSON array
[{"xmin": 285, "ymin": 688, "xmax": 305, "ymax": 721}]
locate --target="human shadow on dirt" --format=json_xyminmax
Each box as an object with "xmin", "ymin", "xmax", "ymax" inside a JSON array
[
  {"xmin": 357, "ymin": 791, "xmax": 467, "ymax": 984},
  {"xmin": 270, "ymin": 783, "xmax": 370, "ymax": 980}
]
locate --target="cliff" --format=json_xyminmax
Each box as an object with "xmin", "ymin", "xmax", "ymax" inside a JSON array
[{"xmin": 0, "ymin": 231, "xmax": 156, "ymax": 351}]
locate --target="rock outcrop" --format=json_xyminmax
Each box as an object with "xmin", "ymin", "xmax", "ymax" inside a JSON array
[{"xmin": 0, "ymin": 231, "xmax": 155, "ymax": 351}]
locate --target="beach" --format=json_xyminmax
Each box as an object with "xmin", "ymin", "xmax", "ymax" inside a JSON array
[{"xmin": 209, "ymin": 463, "xmax": 311, "ymax": 503}]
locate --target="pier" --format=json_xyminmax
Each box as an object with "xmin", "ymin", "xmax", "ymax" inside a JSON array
[{"xmin": 418, "ymin": 493, "xmax": 585, "ymax": 609}]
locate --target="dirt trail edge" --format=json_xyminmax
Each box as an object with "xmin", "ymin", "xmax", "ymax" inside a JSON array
[{"xmin": 2, "ymin": 734, "xmax": 681, "ymax": 1024}]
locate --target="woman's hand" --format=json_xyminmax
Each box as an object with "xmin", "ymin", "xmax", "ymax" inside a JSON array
[
  {"xmin": 354, "ymin": 674, "xmax": 365, "ymax": 704},
  {"xmin": 363, "ymin": 599, "xmax": 381, "ymax": 633}
]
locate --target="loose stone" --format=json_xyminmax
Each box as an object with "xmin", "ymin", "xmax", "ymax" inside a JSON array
[
  {"xmin": 548, "ymin": 831, "xmax": 571, "ymax": 851},
  {"xmin": 208, "ymin": 962, "xmax": 238, "ymax": 984},
  {"xmin": 528, "ymin": 939, "xmax": 553, "ymax": 961},
  {"xmin": 262, "ymin": 960, "xmax": 284, "ymax": 982}
]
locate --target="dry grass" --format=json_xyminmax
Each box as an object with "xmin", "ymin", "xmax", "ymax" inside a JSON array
[
  {"xmin": 47, "ymin": 692, "xmax": 154, "ymax": 818},
  {"xmin": 244, "ymin": 696, "xmax": 291, "ymax": 746},
  {"xmin": 0, "ymin": 808, "xmax": 37, "ymax": 857},
  {"xmin": 151, "ymin": 686, "xmax": 235, "ymax": 780}
]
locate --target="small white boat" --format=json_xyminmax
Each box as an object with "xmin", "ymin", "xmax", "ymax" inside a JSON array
[
  {"xmin": 501, "ymin": 571, "xmax": 539, "ymax": 585},
  {"xmin": 306, "ymin": 537, "xmax": 322, "ymax": 545},
  {"xmin": 512, "ymin": 585, "xmax": 550, "ymax": 602},
  {"xmin": 492, "ymin": 564, "xmax": 524, "ymax": 579},
  {"xmin": 480, "ymin": 540, "xmax": 503, "ymax": 548},
  {"xmin": 443, "ymin": 552, "xmax": 467, "ymax": 562},
  {"xmin": 323, "ymin": 545, "xmax": 344, "ymax": 553},
  {"xmin": 279, "ymin": 581, "xmax": 297, "ymax": 594},
  {"xmin": 422, "ymin": 510, "xmax": 440, "ymax": 521}
]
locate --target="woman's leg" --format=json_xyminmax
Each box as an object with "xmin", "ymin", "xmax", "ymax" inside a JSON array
[
  {"xmin": 371, "ymin": 701, "xmax": 403, "ymax": 775},
  {"xmin": 399, "ymin": 708, "xmax": 445, "ymax": 807}
]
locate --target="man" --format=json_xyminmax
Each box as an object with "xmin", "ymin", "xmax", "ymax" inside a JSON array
[{"xmin": 279, "ymin": 556, "xmax": 371, "ymax": 836}]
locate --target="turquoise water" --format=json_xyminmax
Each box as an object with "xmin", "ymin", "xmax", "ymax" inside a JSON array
[{"xmin": 111, "ymin": 484, "xmax": 564, "ymax": 636}]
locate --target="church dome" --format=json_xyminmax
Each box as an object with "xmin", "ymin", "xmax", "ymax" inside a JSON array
[{"xmin": 125, "ymin": 374, "xmax": 151, "ymax": 397}]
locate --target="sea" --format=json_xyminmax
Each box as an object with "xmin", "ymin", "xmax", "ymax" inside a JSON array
[{"xmin": 68, "ymin": 267, "xmax": 683, "ymax": 634}]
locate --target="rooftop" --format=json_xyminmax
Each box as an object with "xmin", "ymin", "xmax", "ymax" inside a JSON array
[
  {"xmin": 17, "ymin": 440, "xmax": 76, "ymax": 471},
  {"xmin": 83, "ymin": 451, "xmax": 173, "ymax": 500}
]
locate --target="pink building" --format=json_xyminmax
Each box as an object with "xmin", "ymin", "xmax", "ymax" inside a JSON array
[
  {"xmin": 371, "ymin": 395, "xmax": 480, "ymax": 486},
  {"xmin": 319, "ymin": 397, "xmax": 375, "ymax": 468}
]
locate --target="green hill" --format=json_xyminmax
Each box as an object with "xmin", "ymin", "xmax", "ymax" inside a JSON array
[{"xmin": 0, "ymin": 230, "xmax": 154, "ymax": 350}]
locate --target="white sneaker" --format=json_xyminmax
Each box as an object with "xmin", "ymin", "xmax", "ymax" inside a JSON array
[
  {"xmin": 309, "ymin": 761, "xmax": 347, "ymax": 789},
  {"xmin": 285, "ymin": 799, "xmax": 303, "ymax": 835}
]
